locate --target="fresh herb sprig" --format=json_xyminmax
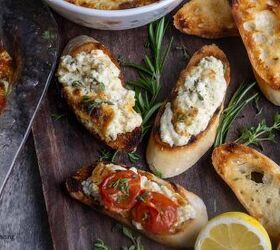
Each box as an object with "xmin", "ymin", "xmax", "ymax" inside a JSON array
[
  {"xmin": 127, "ymin": 152, "xmax": 140, "ymax": 164},
  {"xmin": 126, "ymin": 17, "xmax": 173, "ymax": 135},
  {"xmin": 214, "ymin": 82, "xmax": 258, "ymax": 146},
  {"xmin": 94, "ymin": 239, "xmax": 111, "ymax": 250},
  {"xmin": 98, "ymin": 149, "xmax": 119, "ymax": 163},
  {"xmin": 235, "ymin": 113, "xmax": 280, "ymax": 147},
  {"xmin": 113, "ymin": 224, "xmax": 144, "ymax": 250},
  {"xmin": 51, "ymin": 113, "xmax": 65, "ymax": 121}
]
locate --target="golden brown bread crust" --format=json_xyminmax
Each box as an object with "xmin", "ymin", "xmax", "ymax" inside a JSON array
[
  {"xmin": 174, "ymin": 0, "xmax": 238, "ymax": 39},
  {"xmin": 212, "ymin": 143, "xmax": 280, "ymax": 241},
  {"xmin": 0, "ymin": 47, "xmax": 13, "ymax": 113},
  {"xmin": 232, "ymin": 0, "xmax": 280, "ymax": 105},
  {"xmin": 60, "ymin": 36, "xmax": 141, "ymax": 152},
  {"xmin": 146, "ymin": 44, "xmax": 230, "ymax": 178},
  {"xmin": 66, "ymin": 163, "xmax": 208, "ymax": 248}
]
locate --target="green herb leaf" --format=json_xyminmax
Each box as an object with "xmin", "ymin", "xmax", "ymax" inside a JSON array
[
  {"xmin": 98, "ymin": 149, "xmax": 119, "ymax": 163},
  {"xmin": 94, "ymin": 239, "xmax": 110, "ymax": 250},
  {"xmin": 124, "ymin": 17, "xmax": 173, "ymax": 136},
  {"xmin": 214, "ymin": 82, "xmax": 258, "ymax": 147},
  {"xmin": 235, "ymin": 113, "xmax": 280, "ymax": 147},
  {"xmin": 153, "ymin": 169, "xmax": 162, "ymax": 178},
  {"xmin": 51, "ymin": 113, "xmax": 65, "ymax": 121},
  {"xmin": 127, "ymin": 152, "xmax": 140, "ymax": 164}
]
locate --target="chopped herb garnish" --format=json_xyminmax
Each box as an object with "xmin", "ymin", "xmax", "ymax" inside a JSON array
[
  {"xmin": 113, "ymin": 224, "xmax": 144, "ymax": 250},
  {"xmin": 94, "ymin": 239, "xmax": 111, "ymax": 250},
  {"xmin": 98, "ymin": 149, "xmax": 120, "ymax": 163},
  {"xmin": 153, "ymin": 169, "xmax": 162, "ymax": 178},
  {"xmin": 175, "ymin": 45, "xmax": 190, "ymax": 60},
  {"xmin": 42, "ymin": 30, "xmax": 56, "ymax": 41},
  {"xmin": 253, "ymin": 96, "xmax": 263, "ymax": 115},
  {"xmin": 71, "ymin": 80, "xmax": 84, "ymax": 88},
  {"xmin": 128, "ymin": 152, "xmax": 140, "ymax": 164},
  {"xmin": 137, "ymin": 191, "xmax": 149, "ymax": 202},
  {"xmin": 98, "ymin": 82, "xmax": 105, "ymax": 91},
  {"xmin": 109, "ymin": 178, "xmax": 130, "ymax": 196},
  {"xmin": 51, "ymin": 113, "xmax": 65, "ymax": 121},
  {"xmin": 81, "ymin": 96, "xmax": 113, "ymax": 114}
]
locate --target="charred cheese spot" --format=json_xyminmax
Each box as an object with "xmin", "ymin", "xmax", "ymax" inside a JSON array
[{"xmin": 65, "ymin": 0, "xmax": 158, "ymax": 10}]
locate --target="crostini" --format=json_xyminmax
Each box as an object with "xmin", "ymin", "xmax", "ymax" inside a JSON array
[
  {"xmin": 146, "ymin": 45, "xmax": 230, "ymax": 178},
  {"xmin": 0, "ymin": 47, "xmax": 13, "ymax": 113},
  {"xmin": 174, "ymin": 0, "xmax": 238, "ymax": 39},
  {"xmin": 232, "ymin": 0, "xmax": 280, "ymax": 105},
  {"xmin": 212, "ymin": 143, "xmax": 280, "ymax": 241},
  {"xmin": 57, "ymin": 35, "xmax": 142, "ymax": 152},
  {"xmin": 66, "ymin": 162, "xmax": 208, "ymax": 248}
]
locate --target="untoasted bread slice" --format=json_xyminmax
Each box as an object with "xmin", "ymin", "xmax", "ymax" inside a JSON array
[
  {"xmin": 174, "ymin": 0, "xmax": 238, "ymax": 39},
  {"xmin": 212, "ymin": 143, "xmax": 280, "ymax": 241},
  {"xmin": 146, "ymin": 45, "xmax": 230, "ymax": 178},
  {"xmin": 232, "ymin": 0, "xmax": 280, "ymax": 105},
  {"xmin": 57, "ymin": 36, "xmax": 142, "ymax": 152},
  {"xmin": 66, "ymin": 162, "xmax": 208, "ymax": 248}
]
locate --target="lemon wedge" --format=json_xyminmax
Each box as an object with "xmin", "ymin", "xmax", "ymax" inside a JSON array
[{"xmin": 195, "ymin": 212, "xmax": 271, "ymax": 250}]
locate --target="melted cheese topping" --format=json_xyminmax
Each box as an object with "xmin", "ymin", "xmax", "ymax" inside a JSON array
[
  {"xmin": 240, "ymin": 0, "xmax": 280, "ymax": 85},
  {"xmin": 65, "ymin": 0, "xmax": 158, "ymax": 10},
  {"xmin": 160, "ymin": 56, "xmax": 226, "ymax": 147},
  {"xmin": 82, "ymin": 163, "xmax": 195, "ymax": 228},
  {"xmin": 57, "ymin": 50, "xmax": 142, "ymax": 141}
]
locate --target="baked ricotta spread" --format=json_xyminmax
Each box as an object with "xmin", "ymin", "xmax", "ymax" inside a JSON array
[
  {"xmin": 160, "ymin": 56, "xmax": 226, "ymax": 146},
  {"xmin": 57, "ymin": 49, "xmax": 142, "ymax": 141},
  {"xmin": 65, "ymin": 0, "xmax": 158, "ymax": 10},
  {"xmin": 82, "ymin": 163, "xmax": 195, "ymax": 228}
]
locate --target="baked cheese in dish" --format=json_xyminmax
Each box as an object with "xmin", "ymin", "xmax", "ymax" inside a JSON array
[
  {"xmin": 160, "ymin": 56, "xmax": 226, "ymax": 147},
  {"xmin": 241, "ymin": 0, "xmax": 280, "ymax": 85},
  {"xmin": 57, "ymin": 49, "xmax": 142, "ymax": 141},
  {"xmin": 82, "ymin": 163, "xmax": 195, "ymax": 230},
  {"xmin": 65, "ymin": 0, "xmax": 158, "ymax": 10}
]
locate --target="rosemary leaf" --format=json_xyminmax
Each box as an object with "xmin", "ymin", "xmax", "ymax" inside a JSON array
[
  {"xmin": 127, "ymin": 152, "xmax": 140, "ymax": 164},
  {"xmin": 214, "ymin": 82, "xmax": 258, "ymax": 147},
  {"xmin": 235, "ymin": 113, "xmax": 280, "ymax": 147},
  {"xmin": 94, "ymin": 239, "xmax": 111, "ymax": 250}
]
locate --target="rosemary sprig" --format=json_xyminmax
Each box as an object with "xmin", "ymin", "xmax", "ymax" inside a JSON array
[
  {"xmin": 113, "ymin": 224, "xmax": 144, "ymax": 250},
  {"xmin": 94, "ymin": 239, "xmax": 111, "ymax": 250},
  {"xmin": 126, "ymin": 17, "xmax": 173, "ymax": 135},
  {"xmin": 235, "ymin": 113, "xmax": 280, "ymax": 147},
  {"xmin": 214, "ymin": 82, "xmax": 258, "ymax": 146}
]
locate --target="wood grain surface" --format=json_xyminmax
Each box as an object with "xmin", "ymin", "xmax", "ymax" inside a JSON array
[{"xmin": 32, "ymin": 5, "xmax": 280, "ymax": 250}]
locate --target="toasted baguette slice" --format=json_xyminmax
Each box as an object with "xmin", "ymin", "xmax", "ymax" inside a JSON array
[
  {"xmin": 146, "ymin": 45, "xmax": 230, "ymax": 178},
  {"xmin": 0, "ymin": 47, "xmax": 13, "ymax": 113},
  {"xmin": 232, "ymin": 0, "xmax": 280, "ymax": 105},
  {"xmin": 212, "ymin": 143, "xmax": 280, "ymax": 241},
  {"xmin": 57, "ymin": 35, "xmax": 142, "ymax": 152},
  {"xmin": 66, "ymin": 162, "xmax": 208, "ymax": 248},
  {"xmin": 174, "ymin": 0, "xmax": 238, "ymax": 39}
]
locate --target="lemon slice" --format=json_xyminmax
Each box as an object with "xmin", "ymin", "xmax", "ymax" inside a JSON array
[{"xmin": 195, "ymin": 212, "xmax": 271, "ymax": 250}]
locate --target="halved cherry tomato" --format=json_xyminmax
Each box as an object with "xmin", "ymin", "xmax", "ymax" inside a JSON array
[
  {"xmin": 132, "ymin": 191, "xmax": 178, "ymax": 234},
  {"xmin": 100, "ymin": 170, "xmax": 141, "ymax": 213}
]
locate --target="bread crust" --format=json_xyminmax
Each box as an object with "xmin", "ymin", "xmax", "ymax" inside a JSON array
[
  {"xmin": 174, "ymin": 0, "xmax": 238, "ymax": 39},
  {"xmin": 232, "ymin": 0, "xmax": 280, "ymax": 105},
  {"xmin": 66, "ymin": 163, "xmax": 208, "ymax": 248},
  {"xmin": 146, "ymin": 44, "xmax": 230, "ymax": 178},
  {"xmin": 212, "ymin": 143, "xmax": 280, "ymax": 241},
  {"xmin": 60, "ymin": 35, "xmax": 141, "ymax": 152}
]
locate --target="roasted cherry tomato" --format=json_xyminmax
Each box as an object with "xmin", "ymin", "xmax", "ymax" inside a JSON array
[
  {"xmin": 100, "ymin": 170, "xmax": 141, "ymax": 213},
  {"xmin": 132, "ymin": 191, "xmax": 178, "ymax": 234}
]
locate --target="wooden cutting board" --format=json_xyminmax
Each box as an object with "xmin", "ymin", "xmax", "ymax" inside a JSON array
[{"xmin": 32, "ymin": 10, "xmax": 280, "ymax": 250}]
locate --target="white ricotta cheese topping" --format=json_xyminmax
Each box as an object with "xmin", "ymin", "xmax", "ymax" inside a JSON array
[
  {"xmin": 82, "ymin": 164, "xmax": 195, "ymax": 227},
  {"xmin": 57, "ymin": 50, "xmax": 142, "ymax": 141},
  {"xmin": 160, "ymin": 56, "xmax": 227, "ymax": 147},
  {"xmin": 242, "ymin": 3, "xmax": 280, "ymax": 66}
]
